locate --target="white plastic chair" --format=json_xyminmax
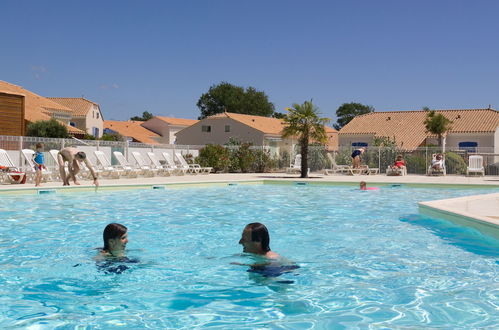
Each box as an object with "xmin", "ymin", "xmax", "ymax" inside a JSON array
[
  {"xmin": 0, "ymin": 149, "xmax": 26, "ymax": 184},
  {"xmin": 161, "ymin": 152, "xmax": 187, "ymax": 175},
  {"xmin": 93, "ymin": 150, "xmax": 121, "ymax": 179},
  {"xmin": 428, "ymin": 153, "xmax": 446, "ymax": 176},
  {"xmin": 175, "ymin": 151, "xmax": 212, "ymax": 174},
  {"xmin": 286, "ymin": 154, "xmax": 309, "ymax": 175},
  {"xmin": 146, "ymin": 152, "xmax": 174, "ymax": 176},
  {"xmin": 466, "ymin": 155, "xmax": 484, "ymax": 176},
  {"xmin": 131, "ymin": 151, "xmax": 157, "ymax": 177},
  {"xmin": 112, "ymin": 151, "xmax": 141, "ymax": 178}
]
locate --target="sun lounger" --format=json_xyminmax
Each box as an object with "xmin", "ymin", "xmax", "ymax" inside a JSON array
[
  {"xmin": 93, "ymin": 150, "xmax": 121, "ymax": 179},
  {"xmin": 146, "ymin": 152, "xmax": 174, "ymax": 176},
  {"xmin": 386, "ymin": 166, "xmax": 407, "ymax": 176},
  {"xmin": 324, "ymin": 153, "xmax": 351, "ymax": 175},
  {"xmin": 428, "ymin": 153, "xmax": 446, "ymax": 176},
  {"xmin": 175, "ymin": 151, "xmax": 212, "ymax": 174},
  {"xmin": 286, "ymin": 154, "xmax": 310, "ymax": 175},
  {"xmin": 131, "ymin": 151, "xmax": 158, "ymax": 177},
  {"xmin": 21, "ymin": 149, "xmax": 55, "ymax": 182},
  {"xmin": 161, "ymin": 152, "xmax": 187, "ymax": 175},
  {"xmin": 466, "ymin": 155, "xmax": 484, "ymax": 176},
  {"xmin": 0, "ymin": 149, "xmax": 26, "ymax": 184},
  {"xmin": 112, "ymin": 151, "xmax": 141, "ymax": 178}
]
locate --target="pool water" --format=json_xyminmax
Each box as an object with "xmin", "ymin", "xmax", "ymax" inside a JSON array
[{"xmin": 0, "ymin": 184, "xmax": 498, "ymax": 328}]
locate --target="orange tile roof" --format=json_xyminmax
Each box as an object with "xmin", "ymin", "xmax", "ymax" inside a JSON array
[
  {"xmin": 209, "ymin": 112, "xmax": 287, "ymax": 135},
  {"xmin": 0, "ymin": 80, "xmax": 85, "ymax": 135},
  {"xmin": 48, "ymin": 97, "xmax": 100, "ymax": 118},
  {"xmin": 154, "ymin": 116, "xmax": 198, "ymax": 126},
  {"xmin": 104, "ymin": 120, "xmax": 160, "ymax": 144},
  {"xmin": 339, "ymin": 108, "xmax": 499, "ymax": 150}
]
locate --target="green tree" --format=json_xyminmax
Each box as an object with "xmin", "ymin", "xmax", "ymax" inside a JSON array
[
  {"xmin": 26, "ymin": 119, "xmax": 69, "ymax": 138},
  {"xmin": 333, "ymin": 102, "xmax": 374, "ymax": 130},
  {"xmin": 130, "ymin": 111, "xmax": 153, "ymax": 121},
  {"xmin": 196, "ymin": 82, "xmax": 275, "ymax": 119},
  {"xmin": 100, "ymin": 132, "xmax": 124, "ymax": 141},
  {"xmin": 424, "ymin": 109, "xmax": 453, "ymax": 152},
  {"xmin": 282, "ymin": 100, "xmax": 330, "ymax": 178}
]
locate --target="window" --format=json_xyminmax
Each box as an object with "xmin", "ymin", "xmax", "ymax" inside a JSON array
[
  {"xmin": 96, "ymin": 112, "xmax": 100, "ymax": 119},
  {"xmin": 352, "ymin": 142, "xmax": 368, "ymax": 147},
  {"xmin": 202, "ymin": 125, "xmax": 211, "ymax": 132},
  {"xmin": 69, "ymin": 122, "xmax": 76, "ymax": 127},
  {"xmin": 92, "ymin": 111, "xmax": 94, "ymax": 118},
  {"xmin": 225, "ymin": 125, "xmax": 230, "ymax": 132},
  {"xmin": 92, "ymin": 127, "xmax": 100, "ymax": 137},
  {"xmin": 458, "ymin": 141, "xmax": 478, "ymax": 152}
]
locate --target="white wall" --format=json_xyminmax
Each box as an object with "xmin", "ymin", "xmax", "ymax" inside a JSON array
[
  {"xmin": 446, "ymin": 133, "xmax": 495, "ymax": 150},
  {"xmin": 338, "ymin": 134, "xmax": 374, "ymax": 147}
]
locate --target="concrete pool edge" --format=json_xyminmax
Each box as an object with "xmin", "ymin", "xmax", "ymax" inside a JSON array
[{"xmin": 418, "ymin": 193, "xmax": 499, "ymax": 240}]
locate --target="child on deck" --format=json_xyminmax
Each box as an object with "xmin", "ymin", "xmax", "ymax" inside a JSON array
[{"xmin": 32, "ymin": 143, "xmax": 46, "ymax": 187}]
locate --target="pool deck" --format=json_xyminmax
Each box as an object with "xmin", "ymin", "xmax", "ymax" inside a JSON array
[{"xmin": 1, "ymin": 173, "xmax": 498, "ymax": 236}]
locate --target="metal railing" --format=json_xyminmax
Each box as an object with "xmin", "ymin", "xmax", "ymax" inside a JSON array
[{"xmin": 1, "ymin": 135, "xmax": 498, "ymax": 176}]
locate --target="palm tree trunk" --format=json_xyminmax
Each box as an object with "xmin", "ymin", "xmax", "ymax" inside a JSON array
[{"xmin": 301, "ymin": 140, "xmax": 308, "ymax": 178}]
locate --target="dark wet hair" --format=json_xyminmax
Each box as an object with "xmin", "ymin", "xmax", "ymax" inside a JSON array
[
  {"xmin": 103, "ymin": 223, "xmax": 127, "ymax": 251},
  {"xmin": 246, "ymin": 222, "xmax": 271, "ymax": 252},
  {"xmin": 75, "ymin": 151, "xmax": 86, "ymax": 160}
]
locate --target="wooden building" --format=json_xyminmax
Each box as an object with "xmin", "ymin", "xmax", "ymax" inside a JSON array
[{"xmin": 0, "ymin": 91, "xmax": 25, "ymax": 136}]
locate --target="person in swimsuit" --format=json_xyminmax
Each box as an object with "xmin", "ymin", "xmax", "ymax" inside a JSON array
[
  {"xmin": 432, "ymin": 153, "xmax": 443, "ymax": 170},
  {"xmin": 351, "ymin": 147, "xmax": 365, "ymax": 168},
  {"xmin": 100, "ymin": 223, "xmax": 128, "ymax": 258},
  {"xmin": 360, "ymin": 181, "xmax": 379, "ymax": 191},
  {"xmin": 57, "ymin": 147, "xmax": 99, "ymax": 186},
  {"xmin": 32, "ymin": 143, "xmax": 46, "ymax": 187}
]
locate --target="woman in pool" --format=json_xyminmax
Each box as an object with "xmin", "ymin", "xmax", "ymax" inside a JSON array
[{"xmin": 101, "ymin": 223, "xmax": 128, "ymax": 258}]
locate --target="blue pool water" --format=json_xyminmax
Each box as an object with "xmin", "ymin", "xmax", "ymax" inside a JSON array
[{"xmin": 0, "ymin": 184, "xmax": 498, "ymax": 328}]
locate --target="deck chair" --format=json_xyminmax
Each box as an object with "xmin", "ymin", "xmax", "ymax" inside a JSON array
[
  {"xmin": 428, "ymin": 153, "xmax": 446, "ymax": 176},
  {"xmin": 93, "ymin": 150, "xmax": 121, "ymax": 179},
  {"xmin": 21, "ymin": 149, "xmax": 55, "ymax": 182},
  {"xmin": 0, "ymin": 149, "xmax": 26, "ymax": 184},
  {"xmin": 131, "ymin": 151, "xmax": 157, "ymax": 177},
  {"xmin": 146, "ymin": 152, "xmax": 174, "ymax": 176},
  {"xmin": 286, "ymin": 154, "xmax": 310, "ymax": 175},
  {"xmin": 175, "ymin": 151, "xmax": 212, "ymax": 174},
  {"xmin": 161, "ymin": 152, "xmax": 187, "ymax": 175},
  {"xmin": 386, "ymin": 165, "xmax": 407, "ymax": 176},
  {"xmin": 112, "ymin": 151, "xmax": 141, "ymax": 178},
  {"xmin": 466, "ymin": 155, "xmax": 484, "ymax": 176},
  {"xmin": 324, "ymin": 153, "xmax": 351, "ymax": 175}
]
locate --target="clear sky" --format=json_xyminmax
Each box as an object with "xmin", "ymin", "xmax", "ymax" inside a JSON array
[{"xmin": 2, "ymin": 1, "xmax": 498, "ymax": 123}]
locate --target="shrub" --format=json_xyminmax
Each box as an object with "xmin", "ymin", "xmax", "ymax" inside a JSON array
[
  {"xmin": 196, "ymin": 144, "xmax": 230, "ymax": 173},
  {"xmin": 405, "ymin": 154, "xmax": 426, "ymax": 174},
  {"xmin": 445, "ymin": 151, "xmax": 467, "ymax": 174},
  {"xmin": 234, "ymin": 143, "xmax": 255, "ymax": 173},
  {"xmin": 252, "ymin": 148, "xmax": 273, "ymax": 172},
  {"xmin": 26, "ymin": 119, "xmax": 69, "ymax": 138}
]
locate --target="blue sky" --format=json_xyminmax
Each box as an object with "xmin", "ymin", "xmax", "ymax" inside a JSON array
[{"xmin": 2, "ymin": 1, "xmax": 498, "ymax": 123}]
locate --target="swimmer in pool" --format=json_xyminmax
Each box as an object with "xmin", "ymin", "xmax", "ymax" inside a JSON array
[
  {"xmin": 238, "ymin": 222, "xmax": 280, "ymax": 259},
  {"xmin": 360, "ymin": 181, "xmax": 379, "ymax": 191},
  {"xmin": 100, "ymin": 223, "xmax": 128, "ymax": 258}
]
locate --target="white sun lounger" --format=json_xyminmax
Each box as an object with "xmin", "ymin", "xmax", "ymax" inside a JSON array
[
  {"xmin": 161, "ymin": 152, "xmax": 187, "ymax": 175},
  {"xmin": 175, "ymin": 151, "xmax": 212, "ymax": 174},
  {"xmin": 0, "ymin": 149, "xmax": 26, "ymax": 184},
  {"xmin": 21, "ymin": 149, "xmax": 55, "ymax": 182},
  {"xmin": 112, "ymin": 151, "xmax": 141, "ymax": 178},
  {"xmin": 466, "ymin": 155, "xmax": 485, "ymax": 176},
  {"xmin": 93, "ymin": 150, "xmax": 121, "ymax": 179},
  {"xmin": 286, "ymin": 154, "xmax": 310, "ymax": 175},
  {"xmin": 131, "ymin": 151, "xmax": 157, "ymax": 177},
  {"xmin": 146, "ymin": 152, "xmax": 174, "ymax": 176}
]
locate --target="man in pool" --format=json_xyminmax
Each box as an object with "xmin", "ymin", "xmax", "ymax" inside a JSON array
[
  {"xmin": 57, "ymin": 147, "xmax": 99, "ymax": 187},
  {"xmin": 239, "ymin": 222, "xmax": 280, "ymax": 259}
]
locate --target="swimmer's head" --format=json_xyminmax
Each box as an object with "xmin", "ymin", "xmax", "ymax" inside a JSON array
[
  {"xmin": 75, "ymin": 151, "xmax": 86, "ymax": 160},
  {"xmin": 360, "ymin": 181, "xmax": 367, "ymax": 190},
  {"xmin": 239, "ymin": 222, "xmax": 271, "ymax": 254},
  {"xmin": 103, "ymin": 223, "xmax": 128, "ymax": 256}
]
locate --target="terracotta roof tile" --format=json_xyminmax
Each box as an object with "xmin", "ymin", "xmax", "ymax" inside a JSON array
[
  {"xmin": 339, "ymin": 108, "xmax": 499, "ymax": 150},
  {"xmin": 209, "ymin": 112, "xmax": 287, "ymax": 135},
  {"xmin": 0, "ymin": 80, "xmax": 85, "ymax": 135},
  {"xmin": 154, "ymin": 116, "xmax": 198, "ymax": 126},
  {"xmin": 104, "ymin": 120, "xmax": 160, "ymax": 144},
  {"xmin": 48, "ymin": 97, "xmax": 100, "ymax": 118}
]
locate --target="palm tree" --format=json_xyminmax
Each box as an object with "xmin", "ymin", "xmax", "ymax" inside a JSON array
[
  {"xmin": 282, "ymin": 100, "xmax": 330, "ymax": 178},
  {"xmin": 424, "ymin": 109, "xmax": 453, "ymax": 152}
]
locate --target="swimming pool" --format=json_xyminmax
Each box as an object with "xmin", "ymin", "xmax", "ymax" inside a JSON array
[{"xmin": 0, "ymin": 184, "xmax": 498, "ymax": 328}]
